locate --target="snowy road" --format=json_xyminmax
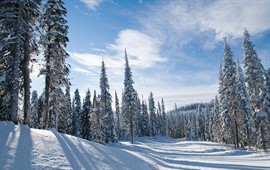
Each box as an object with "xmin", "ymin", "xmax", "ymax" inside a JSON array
[{"xmin": 116, "ymin": 137, "xmax": 270, "ymax": 170}]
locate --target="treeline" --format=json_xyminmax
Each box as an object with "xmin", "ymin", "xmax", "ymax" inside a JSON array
[
  {"xmin": 167, "ymin": 30, "xmax": 270, "ymax": 150},
  {"xmin": 0, "ymin": 0, "xmax": 167, "ymax": 144},
  {"xmin": 28, "ymin": 55, "xmax": 167, "ymax": 144}
]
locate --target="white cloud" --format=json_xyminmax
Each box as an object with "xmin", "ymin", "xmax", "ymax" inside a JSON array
[
  {"xmin": 72, "ymin": 65, "xmax": 93, "ymax": 75},
  {"xmin": 200, "ymin": 0, "xmax": 270, "ymax": 40},
  {"xmin": 108, "ymin": 29, "xmax": 167, "ymax": 67},
  {"xmin": 70, "ymin": 29, "xmax": 167, "ymax": 69},
  {"xmin": 140, "ymin": 0, "xmax": 270, "ymax": 43},
  {"xmin": 80, "ymin": 0, "xmax": 103, "ymax": 10},
  {"xmin": 69, "ymin": 52, "xmax": 123, "ymax": 68}
]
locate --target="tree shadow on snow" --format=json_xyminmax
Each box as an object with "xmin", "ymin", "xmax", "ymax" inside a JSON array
[
  {"xmin": 6, "ymin": 124, "xmax": 33, "ymax": 170},
  {"xmin": 52, "ymin": 131, "xmax": 97, "ymax": 170}
]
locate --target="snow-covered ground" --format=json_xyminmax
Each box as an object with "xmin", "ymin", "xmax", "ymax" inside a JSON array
[{"xmin": 0, "ymin": 121, "xmax": 269, "ymax": 170}]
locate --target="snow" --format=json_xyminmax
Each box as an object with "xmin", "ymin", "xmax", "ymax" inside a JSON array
[{"xmin": 1, "ymin": 121, "xmax": 269, "ymax": 170}]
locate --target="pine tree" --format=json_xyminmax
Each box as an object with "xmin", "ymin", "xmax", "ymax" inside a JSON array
[
  {"xmin": 65, "ymin": 83, "xmax": 73, "ymax": 135},
  {"xmin": 115, "ymin": 91, "xmax": 121, "ymax": 140},
  {"xmin": 235, "ymin": 59, "xmax": 256, "ymax": 147},
  {"xmin": 100, "ymin": 61, "xmax": 115, "ymax": 143},
  {"xmin": 134, "ymin": 93, "xmax": 142, "ymax": 137},
  {"xmin": 91, "ymin": 92, "xmax": 103, "ymax": 143},
  {"xmin": 30, "ymin": 90, "xmax": 39, "ymax": 128},
  {"xmin": 122, "ymin": 50, "xmax": 136, "ymax": 144},
  {"xmin": 141, "ymin": 100, "xmax": 149, "ymax": 136},
  {"xmin": 197, "ymin": 104, "xmax": 205, "ymax": 141},
  {"xmin": 39, "ymin": 0, "xmax": 70, "ymax": 129},
  {"xmin": 54, "ymin": 88, "xmax": 67, "ymax": 132},
  {"xmin": 0, "ymin": 0, "xmax": 26, "ymax": 123},
  {"xmin": 156, "ymin": 101, "xmax": 162, "ymax": 135},
  {"xmin": 219, "ymin": 38, "xmax": 236, "ymax": 146},
  {"xmin": 243, "ymin": 29, "xmax": 269, "ymax": 149},
  {"xmin": 160, "ymin": 98, "xmax": 167, "ymax": 136},
  {"xmin": 149, "ymin": 92, "xmax": 157, "ymax": 136},
  {"xmin": 21, "ymin": 0, "xmax": 40, "ymax": 125},
  {"xmin": 73, "ymin": 89, "xmax": 82, "ymax": 137},
  {"xmin": 81, "ymin": 89, "xmax": 91, "ymax": 140},
  {"xmin": 37, "ymin": 93, "xmax": 45, "ymax": 129}
]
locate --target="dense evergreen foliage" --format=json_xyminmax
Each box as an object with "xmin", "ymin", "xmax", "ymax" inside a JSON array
[
  {"xmin": 0, "ymin": 1, "xmax": 268, "ymax": 151},
  {"xmin": 166, "ymin": 30, "xmax": 269, "ymax": 150}
]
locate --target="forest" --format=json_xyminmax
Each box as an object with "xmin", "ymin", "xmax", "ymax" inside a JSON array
[{"xmin": 0, "ymin": 0, "xmax": 269, "ymax": 151}]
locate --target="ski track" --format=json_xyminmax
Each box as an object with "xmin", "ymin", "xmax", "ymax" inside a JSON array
[{"xmin": 0, "ymin": 122, "xmax": 269, "ymax": 170}]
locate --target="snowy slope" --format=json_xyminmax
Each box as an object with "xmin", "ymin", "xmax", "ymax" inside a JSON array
[{"xmin": 1, "ymin": 121, "xmax": 269, "ymax": 170}]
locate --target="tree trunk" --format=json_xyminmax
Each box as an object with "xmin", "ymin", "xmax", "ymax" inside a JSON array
[
  {"xmin": 10, "ymin": 4, "xmax": 22, "ymax": 124},
  {"xmin": 235, "ymin": 120, "xmax": 239, "ymax": 148},
  {"xmin": 23, "ymin": 36, "xmax": 31, "ymax": 125}
]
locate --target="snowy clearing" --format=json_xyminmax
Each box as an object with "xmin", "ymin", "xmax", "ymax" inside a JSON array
[{"xmin": 0, "ymin": 121, "xmax": 269, "ymax": 170}]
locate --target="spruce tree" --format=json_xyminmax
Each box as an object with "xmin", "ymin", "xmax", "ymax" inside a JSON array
[
  {"xmin": 91, "ymin": 92, "xmax": 103, "ymax": 143},
  {"xmin": 122, "ymin": 50, "xmax": 136, "ymax": 144},
  {"xmin": 220, "ymin": 38, "xmax": 236, "ymax": 146},
  {"xmin": 243, "ymin": 29, "xmax": 269, "ymax": 149},
  {"xmin": 39, "ymin": 0, "xmax": 70, "ymax": 129},
  {"xmin": 141, "ymin": 100, "xmax": 149, "ymax": 136},
  {"xmin": 30, "ymin": 90, "xmax": 39, "ymax": 128},
  {"xmin": 235, "ymin": 59, "xmax": 256, "ymax": 147},
  {"xmin": 73, "ymin": 89, "xmax": 82, "ymax": 137},
  {"xmin": 65, "ymin": 84, "xmax": 73, "ymax": 135},
  {"xmin": 149, "ymin": 92, "xmax": 157, "ymax": 136},
  {"xmin": 160, "ymin": 98, "xmax": 167, "ymax": 136},
  {"xmin": 115, "ymin": 91, "xmax": 121, "ymax": 140},
  {"xmin": 81, "ymin": 89, "xmax": 91, "ymax": 140},
  {"xmin": 21, "ymin": 0, "xmax": 40, "ymax": 125},
  {"xmin": 156, "ymin": 101, "xmax": 162, "ymax": 135},
  {"xmin": 0, "ymin": 0, "xmax": 38, "ymax": 123},
  {"xmin": 134, "ymin": 93, "xmax": 142, "ymax": 137},
  {"xmin": 197, "ymin": 104, "xmax": 205, "ymax": 141},
  {"xmin": 100, "ymin": 61, "xmax": 115, "ymax": 143}
]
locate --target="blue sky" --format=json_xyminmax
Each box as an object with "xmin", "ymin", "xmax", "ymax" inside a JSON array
[{"xmin": 31, "ymin": 0, "xmax": 270, "ymax": 110}]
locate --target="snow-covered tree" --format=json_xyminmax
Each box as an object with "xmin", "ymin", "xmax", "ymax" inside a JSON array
[
  {"xmin": 149, "ymin": 92, "xmax": 157, "ymax": 136},
  {"xmin": 114, "ymin": 91, "xmax": 121, "ymax": 140},
  {"xmin": 39, "ymin": 0, "xmax": 70, "ymax": 129},
  {"xmin": 141, "ymin": 100, "xmax": 149, "ymax": 136},
  {"xmin": 21, "ymin": 0, "xmax": 40, "ymax": 125},
  {"xmin": 134, "ymin": 92, "xmax": 142, "ymax": 137},
  {"xmin": 156, "ymin": 101, "xmax": 162, "ymax": 135},
  {"xmin": 54, "ymin": 88, "xmax": 67, "ymax": 132},
  {"xmin": 91, "ymin": 91, "xmax": 103, "ymax": 143},
  {"xmin": 0, "ymin": 0, "xmax": 40, "ymax": 124},
  {"xmin": 81, "ymin": 89, "xmax": 91, "ymax": 140},
  {"xmin": 212, "ymin": 96, "xmax": 221, "ymax": 142},
  {"xmin": 100, "ymin": 61, "xmax": 115, "ymax": 143},
  {"xmin": 243, "ymin": 29, "xmax": 269, "ymax": 149},
  {"xmin": 30, "ymin": 90, "xmax": 39, "ymax": 128},
  {"xmin": 187, "ymin": 113, "xmax": 196, "ymax": 140},
  {"xmin": 122, "ymin": 50, "xmax": 136, "ymax": 143},
  {"xmin": 160, "ymin": 98, "xmax": 167, "ymax": 136},
  {"xmin": 73, "ymin": 89, "xmax": 82, "ymax": 137},
  {"xmin": 235, "ymin": 59, "xmax": 256, "ymax": 147},
  {"xmin": 219, "ymin": 38, "xmax": 236, "ymax": 146},
  {"xmin": 197, "ymin": 104, "xmax": 205, "ymax": 141},
  {"xmin": 65, "ymin": 84, "xmax": 73, "ymax": 135}
]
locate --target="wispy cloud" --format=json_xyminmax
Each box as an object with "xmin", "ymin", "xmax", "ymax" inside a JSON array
[
  {"xmin": 70, "ymin": 29, "xmax": 167, "ymax": 69},
  {"xmin": 107, "ymin": 29, "xmax": 167, "ymax": 67},
  {"xmin": 80, "ymin": 0, "xmax": 103, "ymax": 10},
  {"xmin": 140, "ymin": 0, "xmax": 270, "ymax": 45}
]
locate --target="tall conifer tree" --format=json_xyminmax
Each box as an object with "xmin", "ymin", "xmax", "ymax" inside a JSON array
[{"xmin": 39, "ymin": 0, "xmax": 70, "ymax": 129}]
